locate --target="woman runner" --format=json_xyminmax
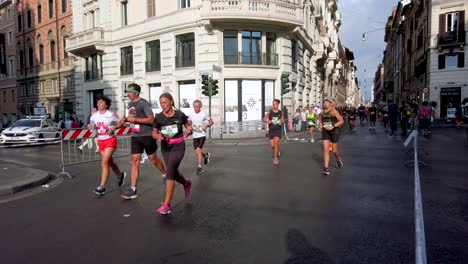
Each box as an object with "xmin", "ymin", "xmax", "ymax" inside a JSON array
[
  {"xmin": 306, "ymin": 109, "xmax": 317, "ymax": 143},
  {"xmin": 319, "ymin": 98, "xmax": 344, "ymax": 175},
  {"xmin": 90, "ymin": 95, "xmax": 126, "ymax": 195},
  {"xmin": 263, "ymin": 99, "xmax": 284, "ymax": 165},
  {"xmin": 152, "ymin": 93, "xmax": 192, "ymax": 215}
]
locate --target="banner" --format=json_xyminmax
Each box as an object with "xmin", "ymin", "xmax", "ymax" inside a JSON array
[{"xmin": 0, "ymin": 33, "xmax": 6, "ymax": 74}]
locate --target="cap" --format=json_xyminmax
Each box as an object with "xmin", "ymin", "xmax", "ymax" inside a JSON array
[
  {"xmin": 323, "ymin": 97, "xmax": 336, "ymax": 104},
  {"xmin": 125, "ymin": 85, "xmax": 141, "ymax": 95}
]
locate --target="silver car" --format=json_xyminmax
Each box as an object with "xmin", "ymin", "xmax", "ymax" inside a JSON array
[{"xmin": 0, "ymin": 118, "xmax": 60, "ymax": 144}]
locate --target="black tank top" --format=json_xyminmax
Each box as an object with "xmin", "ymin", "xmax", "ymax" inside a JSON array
[
  {"xmin": 269, "ymin": 109, "xmax": 282, "ymax": 129},
  {"xmin": 321, "ymin": 110, "xmax": 339, "ymax": 132}
]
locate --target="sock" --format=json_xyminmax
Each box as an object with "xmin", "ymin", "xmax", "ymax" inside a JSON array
[
  {"xmin": 162, "ymin": 174, "xmax": 166, "ymax": 177},
  {"xmin": 131, "ymin": 187, "xmax": 136, "ymax": 191}
]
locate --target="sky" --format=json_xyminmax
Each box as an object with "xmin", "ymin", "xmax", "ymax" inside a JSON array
[{"xmin": 338, "ymin": 0, "xmax": 399, "ymax": 102}]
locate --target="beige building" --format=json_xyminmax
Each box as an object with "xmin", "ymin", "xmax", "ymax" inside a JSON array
[
  {"xmin": 67, "ymin": 0, "xmax": 360, "ymax": 128},
  {"xmin": 0, "ymin": 0, "xmax": 18, "ymax": 127}
]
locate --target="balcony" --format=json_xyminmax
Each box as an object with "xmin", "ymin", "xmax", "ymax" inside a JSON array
[
  {"xmin": 84, "ymin": 70, "xmax": 102, "ymax": 81},
  {"xmin": 224, "ymin": 52, "xmax": 278, "ymax": 66},
  {"xmin": 438, "ymin": 31, "xmax": 465, "ymax": 47},
  {"xmin": 66, "ymin": 28, "xmax": 108, "ymax": 57},
  {"xmin": 0, "ymin": 0, "xmax": 11, "ymax": 9},
  {"xmin": 201, "ymin": 0, "xmax": 303, "ymax": 27},
  {"xmin": 175, "ymin": 56, "xmax": 195, "ymax": 68},
  {"xmin": 146, "ymin": 61, "xmax": 161, "ymax": 72}
]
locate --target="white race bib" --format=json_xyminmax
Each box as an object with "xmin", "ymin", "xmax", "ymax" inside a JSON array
[
  {"xmin": 161, "ymin": 124, "xmax": 179, "ymax": 138},
  {"xmin": 130, "ymin": 124, "xmax": 140, "ymax": 132}
]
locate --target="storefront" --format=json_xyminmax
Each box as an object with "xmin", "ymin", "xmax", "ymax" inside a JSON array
[{"xmin": 440, "ymin": 87, "xmax": 461, "ymax": 118}]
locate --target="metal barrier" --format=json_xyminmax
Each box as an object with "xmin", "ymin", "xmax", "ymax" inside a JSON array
[
  {"xmin": 56, "ymin": 128, "xmax": 133, "ymax": 179},
  {"xmin": 210, "ymin": 121, "xmax": 268, "ymax": 139},
  {"xmin": 403, "ymin": 130, "xmax": 427, "ymax": 264}
]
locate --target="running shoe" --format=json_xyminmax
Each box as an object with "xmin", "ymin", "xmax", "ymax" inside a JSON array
[
  {"xmin": 273, "ymin": 158, "xmax": 279, "ymax": 165},
  {"xmin": 310, "ymin": 138, "xmax": 315, "ymax": 143},
  {"xmin": 162, "ymin": 174, "xmax": 166, "ymax": 186},
  {"xmin": 184, "ymin": 180, "xmax": 192, "ymax": 198},
  {"xmin": 121, "ymin": 188, "xmax": 137, "ymax": 200},
  {"xmin": 117, "ymin": 172, "xmax": 126, "ymax": 187},
  {"xmin": 204, "ymin": 152, "xmax": 211, "ymax": 165},
  {"xmin": 321, "ymin": 168, "xmax": 330, "ymax": 175},
  {"xmin": 196, "ymin": 166, "xmax": 203, "ymax": 174},
  {"xmin": 337, "ymin": 159, "xmax": 344, "ymax": 168},
  {"xmin": 94, "ymin": 185, "xmax": 105, "ymax": 195},
  {"xmin": 156, "ymin": 203, "xmax": 172, "ymax": 215}
]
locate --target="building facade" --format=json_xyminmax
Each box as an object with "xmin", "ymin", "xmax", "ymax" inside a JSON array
[
  {"xmin": 67, "ymin": 0, "xmax": 359, "ymax": 126},
  {"xmin": 16, "ymin": 0, "xmax": 74, "ymax": 122},
  {"xmin": 0, "ymin": 0, "xmax": 18, "ymax": 127}
]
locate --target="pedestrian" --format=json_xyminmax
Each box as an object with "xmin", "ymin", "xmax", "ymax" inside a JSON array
[
  {"xmin": 388, "ymin": 100, "xmax": 399, "ymax": 136},
  {"xmin": 306, "ymin": 107, "xmax": 317, "ymax": 142},
  {"xmin": 368, "ymin": 103, "xmax": 378, "ymax": 131},
  {"xmin": 120, "ymin": 83, "xmax": 166, "ymax": 200},
  {"xmin": 293, "ymin": 108, "xmax": 300, "ymax": 131},
  {"xmin": 71, "ymin": 117, "xmax": 79, "ymax": 128},
  {"xmin": 419, "ymin": 101, "xmax": 432, "ymax": 136},
  {"xmin": 188, "ymin": 99, "xmax": 213, "ymax": 174},
  {"xmin": 313, "ymin": 104, "xmax": 322, "ymax": 128},
  {"xmin": 455, "ymin": 104, "xmax": 463, "ymax": 128},
  {"xmin": 89, "ymin": 96, "xmax": 126, "ymax": 195},
  {"xmin": 320, "ymin": 98, "xmax": 344, "ymax": 175},
  {"xmin": 348, "ymin": 108, "xmax": 357, "ymax": 131},
  {"xmin": 358, "ymin": 104, "xmax": 365, "ymax": 124},
  {"xmin": 380, "ymin": 105, "xmax": 389, "ymax": 131},
  {"xmin": 301, "ymin": 107, "xmax": 307, "ymax": 131},
  {"xmin": 264, "ymin": 99, "xmax": 284, "ymax": 165},
  {"xmin": 399, "ymin": 101, "xmax": 409, "ymax": 137},
  {"xmin": 152, "ymin": 92, "xmax": 193, "ymax": 215}
]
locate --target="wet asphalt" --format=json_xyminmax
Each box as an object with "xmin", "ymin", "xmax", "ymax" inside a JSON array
[{"xmin": 0, "ymin": 125, "xmax": 466, "ymax": 264}]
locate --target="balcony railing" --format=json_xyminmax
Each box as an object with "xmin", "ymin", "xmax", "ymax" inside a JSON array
[
  {"xmin": 84, "ymin": 70, "xmax": 102, "ymax": 81},
  {"xmin": 438, "ymin": 31, "xmax": 465, "ymax": 46},
  {"xmin": 146, "ymin": 61, "xmax": 161, "ymax": 72},
  {"xmin": 201, "ymin": 0, "xmax": 303, "ymax": 26},
  {"xmin": 175, "ymin": 56, "xmax": 195, "ymax": 68},
  {"xmin": 224, "ymin": 52, "xmax": 278, "ymax": 66},
  {"xmin": 66, "ymin": 27, "xmax": 107, "ymax": 56}
]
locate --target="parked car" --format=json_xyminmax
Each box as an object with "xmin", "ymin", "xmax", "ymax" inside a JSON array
[{"xmin": 0, "ymin": 116, "xmax": 60, "ymax": 144}]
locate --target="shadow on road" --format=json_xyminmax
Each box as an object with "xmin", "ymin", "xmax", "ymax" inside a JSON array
[{"xmin": 285, "ymin": 228, "xmax": 334, "ymax": 264}]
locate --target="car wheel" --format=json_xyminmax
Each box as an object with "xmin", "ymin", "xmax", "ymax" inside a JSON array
[{"xmin": 38, "ymin": 133, "xmax": 44, "ymax": 143}]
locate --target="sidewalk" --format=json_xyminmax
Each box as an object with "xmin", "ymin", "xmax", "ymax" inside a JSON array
[{"xmin": 0, "ymin": 160, "xmax": 53, "ymax": 197}]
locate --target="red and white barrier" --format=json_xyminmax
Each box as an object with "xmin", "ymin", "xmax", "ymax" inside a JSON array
[{"xmin": 61, "ymin": 127, "xmax": 132, "ymax": 141}]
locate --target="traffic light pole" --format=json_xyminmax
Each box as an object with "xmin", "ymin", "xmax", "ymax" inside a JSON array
[{"xmin": 208, "ymin": 79, "xmax": 212, "ymax": 142}]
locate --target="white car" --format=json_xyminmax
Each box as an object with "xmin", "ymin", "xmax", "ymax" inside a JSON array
[{"xmin": 0, "ymin": 118, "xmax": 60, "ymax": 144}]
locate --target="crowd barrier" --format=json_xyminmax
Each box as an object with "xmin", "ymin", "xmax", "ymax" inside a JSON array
[
  {"xmin": 209, "ymin": 121, "xmax": 268, "ymax": 139},
  {"xmin": 57, "ymin": 128, "xmax": 133, "ymax": 178}
]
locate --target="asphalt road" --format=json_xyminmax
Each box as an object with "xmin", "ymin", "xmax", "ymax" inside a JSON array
[{"xmin": 0, "ymin": 125, "xmax": 466, "ymax": 264}]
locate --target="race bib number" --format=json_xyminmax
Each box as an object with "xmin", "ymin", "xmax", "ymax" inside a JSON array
[
  {"xmin": 384, "ymin": 114, "xmax": 388, "ymax": 117},
  {"xmin": 193, "ymin": 124, "xmax": 204, "ymax": 132},
  {"xmin": 371, "ymin": 112, "xmax": 375, "ymax": 115},
  {"xmin": 97, "ymin": 126, "xmax": 108, "ymax": 136},
  {"xmin": 272, "ymin": 116, "xmax": 280, "ymax": 125},
  {"xmin": 161, "ymin": 124, "xmax": 179, "ymax": 138},
  {"xmin": 130, "ymin": 124, "xmax": 140, "ymax": 132},
  {"xmin": 324, "ymin": 122, "xmax": 332, "ymax": 128},
  {"xmin": 308, "ymin": 120, "xmax": 315, "ymax": 126}
]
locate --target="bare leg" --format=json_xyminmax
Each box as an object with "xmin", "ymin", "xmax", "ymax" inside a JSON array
[
  {"xmin": 323, "ymin": 140, "xmax": 331, "ymax": 168},
  {"xmin": 195, "ymin": 148, "xmax": 203, "ymax": 167},
  {"xmin": 148, "ymin": 153, "xmax": 166, "ymax": 175},
  {"xmin": 130, "ymin": 154, "xmax": 141, "ymax": 188},
  {"xmin": 100, "ymin": 147, "xmax": 118, "ymax": 187}
]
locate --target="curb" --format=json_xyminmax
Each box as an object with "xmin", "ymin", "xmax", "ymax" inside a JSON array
[{"xmin": 0, "ymin": 168, "xmax": 54, "ymax": 197}]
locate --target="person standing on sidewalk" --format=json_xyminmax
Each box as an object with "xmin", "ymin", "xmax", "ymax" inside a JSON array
[
  {"xmin": 399, "ymin": 101, "xmax": 409, "ymax": 137},
  {"xmin": 89, "ymin": 96, "xmax": 126, "ymax": 195},
  {"xmin": 388, "ymin": 100, "xmax": 399, "ymax": 136},
  {"xmin": 264, "ymin": 99, "xmax": 284, "ymax": 165},
  {"xmin": 120, "ymin": 83, "xmax": 166, "ymax": 200},
  {"xmin": 188, "ymin": 99, "xmax": 213, "ymax": 174},
  {"xmin": 320, "ymin": 98, "xmax": 344, "ymax": 175},
  {"xmin": 152, "ymin": 93, "xmax": 192, "ymax": 215}
]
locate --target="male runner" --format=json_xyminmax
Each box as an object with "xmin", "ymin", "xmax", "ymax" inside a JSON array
[
  {"xmin": 368, "ymin": 103, "xmax": 378, "ymax": 131},
  {"xmin": 188, "ymin": 100, "xmax": 213, "ymax": 174}
]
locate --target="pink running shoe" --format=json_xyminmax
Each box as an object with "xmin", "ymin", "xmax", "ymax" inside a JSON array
[
  {"xmin": 184, "ymin": 180, "xmax": 192, "ymax": 198},
  {"xmin": 273, "ymin": 158, "xmax": 279, "ymax": 165},
  {"xmin": 156, "ymin": 203, "xmax": 171, "ymax": 215}
]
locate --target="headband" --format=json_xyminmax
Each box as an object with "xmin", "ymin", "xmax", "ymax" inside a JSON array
[{"xmin": 126, "ymin": 88, "xmax": 140, "ymax": 94}]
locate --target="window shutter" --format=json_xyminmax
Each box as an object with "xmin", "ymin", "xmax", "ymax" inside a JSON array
[
  {"xmin": 459, "ymin": 11, "xmax": 465, "ymax": 42},
  {"xmin": 439, "ymin": 14, "xmax": 446, "ymax": 33},
  {"xmin": 438, "ymin": 54, "xmax": 445, "ymax": 69},
  {"xmin": 458, "ymin": 52, "xmax": 465, "ymax": 68}
]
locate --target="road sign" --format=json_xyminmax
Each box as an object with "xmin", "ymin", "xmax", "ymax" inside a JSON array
[
  {"xmin": 212, "ymin": 64, "xmax": 222, "ymax": 73},
  {"xmin": 422, "ymin": 87, "xmax": 429, "ymax": 93}
]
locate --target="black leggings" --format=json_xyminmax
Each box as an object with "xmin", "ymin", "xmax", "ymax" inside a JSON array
[{"xmin": 162, "ymin": 149, "xmax": 185, "ymax": 180}]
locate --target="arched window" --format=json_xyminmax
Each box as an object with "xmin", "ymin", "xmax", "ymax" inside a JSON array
[
  {"xmin": 61, "ymin": 25, "xmax": 68, "ymax": 58},
  {"xmin": 37, "ymin": 35, "xmax": 44, "ymax": 64},
  {"xmin": 48, "ymin": 30, "xmax": 56, "ymax": 62}
]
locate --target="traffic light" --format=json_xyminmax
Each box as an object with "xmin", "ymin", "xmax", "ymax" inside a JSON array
[
  {"xmin": 281, "ymin": 73, "xmax": 290, "ymax": 95},
  {"xmin": 211, "ymin": 79, "xmax": 219, "ymax": 96},
  {"xmin": 201, "ymin": 75, "xmax": 209, "ymax": 96}
]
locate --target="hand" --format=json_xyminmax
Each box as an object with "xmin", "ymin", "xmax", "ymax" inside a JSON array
[
  {"xmin": 319, "ymin": 127, "xmax": 322, "ymax": 132},
  {"xmin": 154, "ymin": 133, "xmax": 164, "ymax": 141},
  {"xmin": 202, "ymin": 125, "xmax": 208, "ymax": 131},
  {"xmin": 107, "ymin": 126, "xmax": 116, "ymax": 135},
  {"xmin": 183, "ymin": 130, "xmax": 192, "ymax": 138},
  {"xmin": 87, "ymin": 124, "xmax": 94, "ymax": 130},
  {"xmin": 326, "ymin": 125, "xmax": 334, "ymax": 131}
]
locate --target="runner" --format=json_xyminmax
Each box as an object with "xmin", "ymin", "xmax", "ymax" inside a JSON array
[
  {"xmin": 368, "ymin": 103, "xmax": 378, "ymax": 131},
  {"xmin": 380, "ymin": 105, "xmax": 389, "ymax": 131},
  {"xmin": 188, "ymin": 99, "xmax": 213, "ymax": 174},
  {"xmin": 263, "ymin": 99, "xmax": 284, "ymax": 165},
  {"xmin": 348, "ymin": 108, "xmax": 357, "ymax": 131},
  {"xmin": 152, "ymin": 93, "xmax": 192, "ymax": 215},
  {"xmin": 319, "ymin": 98, "xmax": 344, "ymax": 175},
  {"xmin": 306, "ymin": 107, "xmax": 317, "ymax": 143},
  {"xmin": 419, "ymin": 101, "xmax": 432, "ymax": 137},
  {"xmin": 357, "ymin": 104, "xmax": 365, "ymax": 124},
  {"xmin": 89, "ymin": 96, "xmax": 126, "ymax": 195},
  {"xmin": 120, "ymin": 83, "xmax": 166, "ymax": 200}
]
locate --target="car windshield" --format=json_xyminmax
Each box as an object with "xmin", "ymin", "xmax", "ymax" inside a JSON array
[{"xmin": 11, "ymin": 120, "xmax": 41, "ymax": 128}]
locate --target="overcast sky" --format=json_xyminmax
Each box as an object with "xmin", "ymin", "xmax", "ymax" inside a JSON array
[{"xmin": 338, "ymin": 0, "xmax": 398, "ymax": 101}]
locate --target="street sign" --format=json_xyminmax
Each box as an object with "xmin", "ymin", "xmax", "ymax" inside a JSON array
[
  {"xmin": 212, "ymin": 64, "xmax": 222, "ymax": 73},
  {"xmin": 422, "ymin": 87, "xmax": 429, "ymax": 93}
]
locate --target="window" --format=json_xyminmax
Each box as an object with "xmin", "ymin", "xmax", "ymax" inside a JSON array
[
  {"xmin": 291, "ymin": 39, "xmax": 298, "ymax": 71},
  {"xmin": 39, "ymin": 44, "xmax": 44, "ymax": 64},
  {"xmin": 40, "ymin": 80, "xmax": 45, "ymax": 95},
  {"xmin": 266, "ymin": 32, "xmax": 277, "ymax": 66},
  {"xmin": 7, "ymin": 7, "xmax": 11, "ymax": 19},
  {"xmin": 175, "ymin": 33, "xmax": 195, "ymax": 68},
  {"xmin": 120, "ymin": 46, "xmax": 133, "ymax": 75},
  {"xmin": 64, "ymin": 76, "xmax": 71, "ymax": 91},
  {"xmin": 62, "ymin": 0, "xmax": 67, "ymax": 13},
  {"xmin": 11, "ymin": 90, "xmax": 15, "ymax": 102},
  {"xmin": 146, "ymin": 40, "xmax": 161, "ymax": 72},
  {"xmin": 85, "ymin": 54, "xmax": 102, "ymax": 80},
  {"xmin": 148, "ymin": 0, "xmax": 155, "ymax": 17},
  {"xmin": 3, "ymin": 91, "xmax": 5, "ymax": 103},
  {"xmin": 446, "ymin": 12, "xmax": 459, "ymax": 32},
  {"xmin": 121, "ymin": 0, "xmax": 128, "ymax": 26},
  {"xmin": 51, "ymin": 79, "xmax": 59, "ymax": 94},
  {"xmin": 180, "ymin": 0, "xmax": 190, "ymax": 9},
  {"xmin": 50, "ymin": 41, "xmax": 56, "ymax": 61},
  {"xmin": 27, "ymin": 9, "xmax": 32, "ymax": 27},
  {"xmin": 8, "ymin": 57, "xmax": 14, "ymax": 77},
  {"xmin": 7, "ymin": 32, "xmax": 12, "ymax": 45},
  {"xmin": 241, "ymin": 31, "xmax": 261, "ymax": 64},
  {"xmin": 18, "ymin": 15, "xmax": 22, "ymax": 31},
  {"xmin": 30, "ymin": 82, "xmax": 36, "ymax": 96},
  {"xmin": 438, "ymin": 53, "xmax": 465, "ymax": 69},
  {"xmin": 446, "ymin": 54, "xmax": 458, "ymax": 68},
  {"xmin": 38, "ymin": 5, "xmax": 42, "ymax": 23},
  {"xmin": 28, "ymin": 47, "xmax": 34, "ymax": 67},
  {"xmin": 63, "ymin": 38, "xmax": 67, "ymax": 58},
  {"xmin": 49, "ymin": 0, "xmax": 54, "ymax": 19},
  {"xmin": 224, "ymin": 30, "xmax": 238, "ymax": 64},
  {"xmin": 19, "ymin": 50, "xmax": 24, "ymax": 70}
]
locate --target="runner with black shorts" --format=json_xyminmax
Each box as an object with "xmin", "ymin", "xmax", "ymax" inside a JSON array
[
  {"xmin": 263, "ymin": 99, "xmax": 284, "ymax": 165},
  {"xmin": 348, "ymin": 108, "xmax": 357, "ymax": 131},
  {"xmin": 368, "ymin": 104, "xmax": 378, "ymax": 131},
  {"xmin": 120, "ymin": 83, "xmax": 166, "ymax": 200},
  {"xmin": 188, "ymin": 99, "xmax": 213, "ymax": 174},
  {"xmin": 320, "ymin": 98, "xmax": 344, "ymax": 175},
  {"xmin": 380, "ymin": 105, "xmax": 389, "ymax": 131},
  {"xmin": 153, "ymin": 93, "xmax": 192, "ymax": 215}
]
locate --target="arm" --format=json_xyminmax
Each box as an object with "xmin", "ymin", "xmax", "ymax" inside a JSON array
[
  {"xmin": 152, "ymin": 127, "xmax": 164, "ymax": 141},
  {"xmin": 327, "ymin": 109, "xmax": 344, "ymax": 130},
  {"xmin": 263, "ymin": 112, "xmax": 271, "ymax": 124},
  {"xmin": 184, "ymin": 121, "xmax": 193, "ymax": 138},
  {"xmin": 280, "ymin": 112, "xmax": 285, "ymax": 126},
  {"xmin": 127, "ymin": 114, "xmax": 155, "ymax": 125}
]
